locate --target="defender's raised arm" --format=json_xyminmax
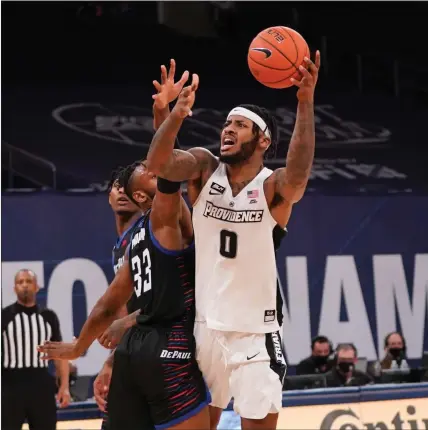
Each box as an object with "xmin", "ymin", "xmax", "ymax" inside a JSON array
[{"xmin": 146, "ymin": 74, "xmax": 206, "ymax": 182}]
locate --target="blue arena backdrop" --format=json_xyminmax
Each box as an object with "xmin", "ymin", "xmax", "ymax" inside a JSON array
[
  {"xmin": 2, "ymin": 192, "xmax": 428, "ymax": 377},
  {"xmin": 2, "ymin": 85, "xmax": 427, "ymax": 193}
]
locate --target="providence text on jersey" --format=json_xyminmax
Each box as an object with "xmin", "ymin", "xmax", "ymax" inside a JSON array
[{"xmin": 203, "ymin": 201, "xmax": 264, "ymax": 223}]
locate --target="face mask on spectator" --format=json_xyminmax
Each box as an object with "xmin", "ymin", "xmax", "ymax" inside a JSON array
[
  {"xmin": 389, "ymin": 347, "xmax": 403, "ymax": 359},
  {"xmin": 337, "ymin": 361, "xmax": 353, "ymax": 373},
  {"xmin": 313, "ymin": 355, "xmax": 329, "ymax": 366}
]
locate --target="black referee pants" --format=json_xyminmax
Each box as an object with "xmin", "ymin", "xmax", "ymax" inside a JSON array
[{"xmin": 2, "ymin": 370, "xmax": 57, "ymax": 430}]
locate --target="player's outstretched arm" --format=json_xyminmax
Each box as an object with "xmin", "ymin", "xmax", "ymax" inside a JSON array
[
  {"xmin": 272, "ymin": 51, "xmax": 320, "ymax": 204},
  {"xmin": 147, "ymin": 74, "xmax": 207, "ymax": 182},
  {"xmin": 152, "ymin": 59, "xmax": 189, "ymax": 131},
  {"xmin": 97, "ymin": 309, "xmax": 141, "ymax": 349},
  {"xmin": 38, "ymin": 260, "xmax": 134, "ymax": 360},
  {"xmin": 150, "ymin": 178, "xmax": 193, "ymax": 251}
]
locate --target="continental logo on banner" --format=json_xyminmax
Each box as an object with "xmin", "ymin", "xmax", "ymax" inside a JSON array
[
  {"xmin": 23, "ymin": 420, "xmax": 104, "ymax": 430},
  {"xmin": 319, "ymin": 403, "xmax": 427, "ymax": 430},
  {"xmin": 277, "ymin": 398, "xmax": 428, "ymax": 430},
  {"xmin": 203, "ymin": 201, "xmax": 263, "ymax": 223}
]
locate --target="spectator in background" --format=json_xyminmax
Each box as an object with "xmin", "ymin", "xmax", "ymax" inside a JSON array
[
  {"xmin": 367, "ymin": 332, "xmax": 409, "ymax": 380},
  {"xmin": 325, "ymin": 343, "xmax": 373, "ymax": 387},
  {"xmin": 296, "ymin": 336, "xmax": 333, "ymax": 375},
  {"xmin": 1, "ymin": 269, "xmax": 70, "ymax": 430},
  {"xmin": 380, "ymin": 332, "xmax": 408, "ymax": 370}
]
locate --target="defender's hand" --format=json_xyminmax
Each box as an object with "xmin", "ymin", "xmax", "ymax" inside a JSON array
[
  {"xmin": 291, "ymin": 50, "xmax": 321, "ymax": 103},
  {"xmin": 152, "ymin": 59, "xmax": 189, "ymax": 110},
  {"xmin": 57, "ymin": 386, "xmax": 71, "ymax": 408},
  {"xmin": 38, "ymin": 340, "xmax": 82, "ymax": 361},
  {"xmin": 98, "ymin": 318, "xmax": 129, "ymax": 350},
  {"xmin": 93, "ymin": 363, "xmax": 112, "ymax": 412},
  {"xmin": 171, "ymin": 74, "xmax": 200, "ymax": 119}
]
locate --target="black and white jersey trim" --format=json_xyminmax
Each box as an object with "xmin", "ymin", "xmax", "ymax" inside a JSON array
[
  {"xmin": 2, "ymin": 304, "xmax": 61, "ymax": 370},
  {"xmin": 2, "ymin": 313, "xmax": 53, "ymax": 369}
]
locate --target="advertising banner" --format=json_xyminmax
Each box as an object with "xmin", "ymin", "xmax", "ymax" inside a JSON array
[
  {"xmin": 21, "ymin": 397, "xmax": 428, "ymax": 429},
  {"xmin": 276, "ymin": 397, "xmax": 428, "ymax": 430},
  {"xmin": 23, "ymin": 419, "xmax": 102, "ymax": 430},
  {"xmin": 3, "ymin": 86, "xmax": 427, "ymax": 192},
  {"xmin": 2, "ymin": 193, "xmax": 427, "ymax": 376}
]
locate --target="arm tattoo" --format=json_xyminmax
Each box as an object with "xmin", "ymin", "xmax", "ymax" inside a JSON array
[
  {"xmin": 147, "ymin": 113, "xmax": 186, "ymax": 178},
  {"xmin": 283, "ymin": 101, "xmax": 315, "ymax": 189},
  {"xmin": 148, "ymin": 111, "xmax": 214, "ymax": 182},
  {"xmin": 171, "ymin": 149, "xmax": 195, "ymax": 171},
  {"xmin": 105, "ymin": 350, "xmax": 115, "ymax": 367},
  {"xmin": 123, "ymin": 310, "xmax": 141, "ymax": 329},
  {"xmin": 156, "ymin": 149, "xmax": 200, "ymax": 181}
]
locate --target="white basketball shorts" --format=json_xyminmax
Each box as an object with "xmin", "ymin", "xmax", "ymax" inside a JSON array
[{"xmin": 194, "ymin": 321, "xmax": 287, "ymax": 420}]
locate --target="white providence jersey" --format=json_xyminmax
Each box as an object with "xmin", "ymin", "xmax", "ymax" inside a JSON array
[{"xmin": 193, "ymin": 163, "xmax": 279, "ymax": 333}]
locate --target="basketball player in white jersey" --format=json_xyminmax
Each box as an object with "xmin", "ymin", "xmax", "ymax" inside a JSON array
[{"xmin": 147, "ymin": 51, "xmax": 320, "ymax": 429}]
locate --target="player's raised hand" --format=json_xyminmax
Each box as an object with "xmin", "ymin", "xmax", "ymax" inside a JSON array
[
  {"xmin": 172, "ymin": 73, "xmax": 200, "ymax": 119},
  {"xmin": 38, "ymin": 340, "xmax": 82, "ymax": 361},
  {"xmin": 152, "ymin": 59, "xmax": 190, "ymax": 110},
  {"xmin": 291, "ymin": 50, "xmax": 321, "ymax": 103}
]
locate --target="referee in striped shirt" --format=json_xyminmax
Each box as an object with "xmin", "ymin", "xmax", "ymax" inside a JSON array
[{"xmin": 2, "ymin": 269, "xmax": 71, "ymax": 430}]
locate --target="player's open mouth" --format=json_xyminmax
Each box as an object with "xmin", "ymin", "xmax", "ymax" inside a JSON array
[
  {"xmin": 222, "ymin": 137, "xmax": 236, "ymax": 151},
  {"xmin": 118, "ymin": 197, "xmax": 130, "ymax": 203}
]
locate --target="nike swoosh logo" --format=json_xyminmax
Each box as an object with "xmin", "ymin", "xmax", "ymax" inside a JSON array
[
  {"xmin": 209, "ymin": 190, "xmax": 222, "ymax": 195},
  {"xmin": 251, "ymin": 48, "xmax": 272, "ymax": 59},
  {"xmin": 247, "ymin": 352, "xmax": 260, "ymax": 360}
]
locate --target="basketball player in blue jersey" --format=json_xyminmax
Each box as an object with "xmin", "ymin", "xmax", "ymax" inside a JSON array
[
  {"xmin": 39, "ymin": 162, "xmax": 211, "ymax": 430},
  {"xmin": 93, "ymin": 62, "xmax": 191, "ymax": 427},
  {"xmin": 146, "ymin": 51, "xmax": 320, "ymax": 429},
  {"xmin": 108, "ymin": 168, "xmax": 144, "ymax": 277},
  {"xmin": 93, "ymin": 167, "xmax": 151, "ymax": 430}
]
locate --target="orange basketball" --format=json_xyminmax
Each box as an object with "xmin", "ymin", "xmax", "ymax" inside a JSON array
[{"xmin": 248, "ymin": 26, "xmax": 310, "ymax": 89}]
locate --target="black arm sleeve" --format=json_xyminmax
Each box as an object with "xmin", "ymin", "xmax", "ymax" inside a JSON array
[
  {"xmin": 155, "ymin": 137, "xmax": 181, "ymax": 194},
  {"xmin": 157, "ymin": 177, "xmax": 181, "ymax": 194}
]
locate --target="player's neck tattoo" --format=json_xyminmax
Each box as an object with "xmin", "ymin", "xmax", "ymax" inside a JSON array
[
  {"xmin": 228, "ymin": 164, "xmax": 263, "ymax": 197},
  {"xmin": 230, "ymin": 179, "xmax": 252, "ymax": 197}
]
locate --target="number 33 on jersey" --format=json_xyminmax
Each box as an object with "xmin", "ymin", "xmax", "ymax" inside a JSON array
[
  {"xmin": 131, "ymin": 248, "xmax": 152, "ymax": 297},
  {"xmin": 128, "ymin": 215, "xmax": 196, "ymax": 326}
]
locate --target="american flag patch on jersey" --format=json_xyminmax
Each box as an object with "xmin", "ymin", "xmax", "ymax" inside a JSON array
[{"xmin": 247, "ymin": 189, "xmax": 259, "ymax": 199}]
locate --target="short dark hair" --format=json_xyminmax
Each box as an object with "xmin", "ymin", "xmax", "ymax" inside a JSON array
[
  {"xmin": 311, "ymin": 335, "xmax": 332, "ymax": 352},
  {"xmin": 237, "ymin": 104, "xmax": 279, "ymax": 158},
  {"xmin": 107, "ymin": 165, "xmax": 126, "ymax": 193},
  {"xmin": 117, "ymin": 160, "xmax": 143, "ymax": 205},
  {"xmin": 336, "ymin": 343, "xmax": 358, "ymax": 357}
]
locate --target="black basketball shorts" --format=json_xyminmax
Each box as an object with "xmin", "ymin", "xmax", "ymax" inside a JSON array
[{"xmin": 107, "ymin": 325, "xmax": 211, "ymax": 430}]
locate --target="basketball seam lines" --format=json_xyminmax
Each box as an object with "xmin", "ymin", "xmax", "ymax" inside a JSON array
[
  {"xmin": 248, "ymin": 55, "xmax": 295, "ymax": 72},
  {"xmin": 261, "ymin": 73, "xmax": 302, "ymax": 85},
  {"xmin": 278, "ymin": 27, "xmax": 300, "ymax": 64},
  {"xmin": 258, "ymin": 34, "xmax": 299, "ymax": 75}
]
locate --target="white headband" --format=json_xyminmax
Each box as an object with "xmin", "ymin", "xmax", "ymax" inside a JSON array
[{"xmin": 227, "ymin": 107, "xmax": 271, "ymax": 139}]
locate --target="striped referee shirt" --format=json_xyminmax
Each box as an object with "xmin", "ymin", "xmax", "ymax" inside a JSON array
[{"xmin": 2, "ymin": 302, "xmax": 62, "ymax": 374}]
